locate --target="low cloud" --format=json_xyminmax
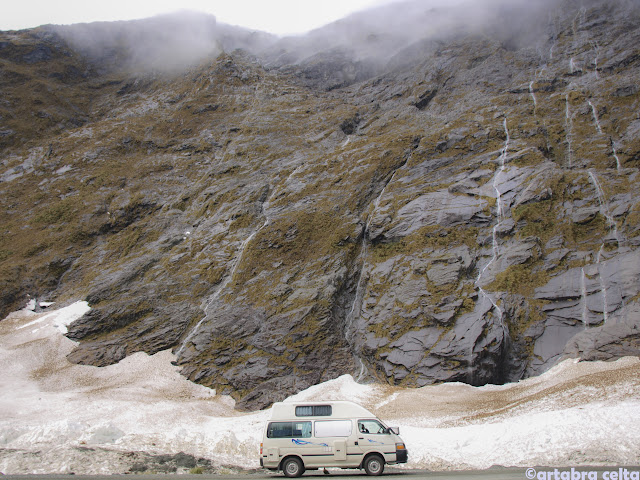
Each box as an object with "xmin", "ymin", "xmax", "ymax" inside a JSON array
[{"xmin": 48, "ymin": 0, "xmax": 637, "ymax": 75}]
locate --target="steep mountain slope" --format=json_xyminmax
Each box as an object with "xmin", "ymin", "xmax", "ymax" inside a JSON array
[{"xmin": 1, "ymin": 0, "xmax": 639, "ymax": 410}]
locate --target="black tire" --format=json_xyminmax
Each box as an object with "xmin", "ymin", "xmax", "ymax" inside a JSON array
[
  {"xmin": 282, "ymin": 457, "xmax": 305, "ymax": 478},
  {"xmin": 363, "ymin": 454, "xmax": 385, "ymax": 476}
]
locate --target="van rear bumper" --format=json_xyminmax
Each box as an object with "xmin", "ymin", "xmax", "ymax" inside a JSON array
[{"xmin": 260, "ymin": 456, "xmax": 279, "ymax": 471}]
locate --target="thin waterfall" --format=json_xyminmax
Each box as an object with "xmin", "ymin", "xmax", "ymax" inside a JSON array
[
  {"xmin": 581, "ymin": 267, "xmax": 589, "ymax": 328},
  {"xmin": 592, "ymin": 41, "xmax": 600, "ymax": 79},
  {"xmin": 475, "ymin": 118, "xmax": 510, "ymax": 332},
  {"xmin": 565, "ymin": 95, "xmax": 574, "ymax": 167},
  {"xmin": 587, "ymin": 171, "xmax": 619, "ymax": 324},
  {"xmin": 343, "ymin": 168, "xmax": 402, "ymax": 381},
  {"xmin": 175, "ymin": 230, "xmax": 257, "ymax": 358},
  {"xmin": 176, "ymin": 163, "xmax": 307, "ymax": 358},
  {"xmin": 176, "ymin": 177, "xmax": 291, "ymax": 358},
  {"xmin": 596, "ymin": 246, "xmax": 609, "ymax": 324},
  {"xmin": 611, "ymin": 139, "xmax": 622, "ymax": 172},
  {"xmin": 588, "ymin": 100, "xmax": 603, "ymax": 134},
  {"xmin": 345, "ymin": 168, "xmax": 400, "ymax": 341},
  {"xmin": 589, "ymin": 171, "xmax": 618, "ymax": 242},
  {"xmin": 529, "ymin": 81, "xmax": 537, "ymax": 110}
]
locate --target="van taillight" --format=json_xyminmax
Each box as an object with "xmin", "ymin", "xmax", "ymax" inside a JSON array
[{"xmin": 260, "ymin": 443, "xmax": 263, "ymax": 455}]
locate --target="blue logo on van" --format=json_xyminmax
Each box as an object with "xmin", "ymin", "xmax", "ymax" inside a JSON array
[{"xmin": 292, "ymin": 439, "xmax": 329, "ymax": 447}]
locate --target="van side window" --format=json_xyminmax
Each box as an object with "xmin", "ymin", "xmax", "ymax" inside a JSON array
[
  {"xmin": 314, "ymin": 420, "xmax": 352, "ymax": 437},
  {"xmin": 295, "ymin": 405, "xmax": 332, "ymax": 417},
  {"xmin": 358, "ymin": 420, "xmax": 387, "ymax": 435},
  {"xmin": 267, "ymin": 421, "xmax": 312, "ymax": 438}
]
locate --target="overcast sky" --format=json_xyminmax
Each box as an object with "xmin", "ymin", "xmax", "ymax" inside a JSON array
[{"xmin": 1, "ymin": 0, "xmax": 405, "ymax": 35}]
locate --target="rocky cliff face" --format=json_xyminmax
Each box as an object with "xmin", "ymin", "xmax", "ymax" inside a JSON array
[{"xmin": 1, "ymin": 0, "xmax": 639, "ymax": 410}]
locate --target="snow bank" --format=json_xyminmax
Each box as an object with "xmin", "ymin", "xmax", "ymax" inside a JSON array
[{"xmin": 1, "ymin": 302, "xmax": 639, "ymax": 474}]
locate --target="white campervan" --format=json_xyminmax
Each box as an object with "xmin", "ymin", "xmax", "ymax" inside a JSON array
[{"xmin": 260, "ymin": 401, "xmax": 408, "ymax": 477}]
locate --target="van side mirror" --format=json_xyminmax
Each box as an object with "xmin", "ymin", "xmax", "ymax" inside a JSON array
[{"xmin": 388, "ymin": 427, "xmax": 399, "ymax": 435}]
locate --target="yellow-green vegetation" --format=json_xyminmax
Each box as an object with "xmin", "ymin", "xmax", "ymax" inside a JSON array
[
  {"xmin": 511, "ymin": 171, "xmax": 611, "ymax": 246},
  {"xmin": 487, "ymin": 265, "xmax": 550, "ymax": 298},
  {"xmin": 34, "ymin": 198, "xmax": 78, "ymax": 225},
  {"xmin": 231, "ymin": 210, "xmax": 355, "ymax": 291},
  {"xmin": 626, "ymin": 204, "xmax": 640, "ymax": 229},
  {"xmin": 512, "ymin": 200, "xmax": 556, "ymax": 241},
  {"xmin": 104, "ymin": 223, "xmax": 161, "ymax": 259},
  {"xmin": 371, "ymin": 224, "xmax": 481, "ymax": 262},
  {"xmin": 504, "ymin": 298, "xmax": 548, "ymax": 340}
]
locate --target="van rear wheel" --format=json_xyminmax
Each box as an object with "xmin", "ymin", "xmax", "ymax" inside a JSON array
[
  {"xmin": 282, "ymin": 457, "xmax": 304, "ymax": 478},
  {"xmin": 363, "ymin": 454, "xmax": 385, "ymax": 476}
]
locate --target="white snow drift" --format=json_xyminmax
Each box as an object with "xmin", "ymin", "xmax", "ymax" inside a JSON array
[{"xmin": 0, "ymin": 301, "xmax": 638, "ymax": 474}]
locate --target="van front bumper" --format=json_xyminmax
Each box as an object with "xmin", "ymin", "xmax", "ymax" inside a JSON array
[{"xmin": 396, "ymin": 448, "xmax": 408, "ymax": 463}]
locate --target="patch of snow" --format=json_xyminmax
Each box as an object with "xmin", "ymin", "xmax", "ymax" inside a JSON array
[
  {"xmin": 17, "ymin": 300, "xmax": 90, "ymax": 334},
  {"xmin": 55, "ymin": 165, "xmax": 73, "ymax": 175},
  {"xmin": 282, "ymin": 374, "xmax": 377, "ymax": 406},
  {"xmin": 0, "ymin": 302, "xmax": 639, "ymax": 474}
]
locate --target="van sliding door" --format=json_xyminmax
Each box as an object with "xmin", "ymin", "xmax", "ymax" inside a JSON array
[{"xmin": 314, "ymin": 420, "xmax": 353, "ymax": 465}]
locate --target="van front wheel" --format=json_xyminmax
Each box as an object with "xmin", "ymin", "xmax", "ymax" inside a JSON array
[
  {"xmin": 282, "ymin": 457, "xmax": 304, "ymax": 478},
  {"xmin": 363, "ymin": 454, "xmax": 385, "ymax": 476}
]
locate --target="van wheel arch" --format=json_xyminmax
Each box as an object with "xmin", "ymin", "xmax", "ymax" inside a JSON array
[
  {"xmin": 362, "ymin": 453, "xmax": 385, "ymax": 476},
  {"xmin": 281, "ymin": 455, "xmax": 305, "ymax": 478}
]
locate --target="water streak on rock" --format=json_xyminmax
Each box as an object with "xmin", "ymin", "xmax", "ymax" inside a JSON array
[
  {"xmin": 344, "ymin": 164, "xmax": 405, "ymax": 380},
  {"xmin": 529, "ymin": 81, "xmax": 537, "ymax": 110},
  {"xmin": 565, "ymin": 94, "xmax": 574, "ymax": 167},
  {"xmin": 611, "ymin": 139, "xmax": 622, "ymax": 172},
  {"xmin": 588, "ymin": 100, "xmax": 603, "ymax": 134},
  {"xmin": 581, "ymin": 267, "xmax": 589, "ymax": 328},
  {"xmin": 587, "ymin": 171, "xmax": 619, "ymax": 325},
  {"xmin": 475, "ymin": 118, "xmax": 510, "ymax": 328},
  {"xmin": 596, "ymin": 245, "xmax": 609, "ymax": 324}
]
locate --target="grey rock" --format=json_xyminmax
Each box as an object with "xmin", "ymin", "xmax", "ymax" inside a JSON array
[
  {"xmin": 375, "ymin": 191, "xmax": 489, "ymax": 241},
  {"xmin": 528, "ymin": 250, "xmax": 640, "ymax": 375},
  {"xmin": 427, "ymin": 262, "xmax": 461, "ymax": 286},
  {"xmin": 448, "ymin": 179, "xmax": 479, "ymax": 195},
  {"xmin": 543, "ymin": 248, "xmax": 570, "ymax": 270},
  {"xmin": 561, "ymin": 306, "xmax": 640, "ymax": 362},
  {"xmin": 513, "ymin": 180, "xmax": 553, "ymax": 208},
  {"xmin": 478, "ymin": 237, "xmax": 540, "ymax": 287},
  {"xmin": 571, "ymin": 206, "xmax": 600, "ymax": 224}
]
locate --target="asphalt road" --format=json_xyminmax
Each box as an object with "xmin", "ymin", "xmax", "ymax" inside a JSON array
[{"xmin": 4, "ymin": 467, "xmax": 639, "ymax": 480}]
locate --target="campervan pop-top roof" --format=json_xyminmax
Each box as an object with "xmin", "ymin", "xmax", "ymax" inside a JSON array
[{"xmin": 269, "ymin": 401, "xmax": 376, "ymax": 420}]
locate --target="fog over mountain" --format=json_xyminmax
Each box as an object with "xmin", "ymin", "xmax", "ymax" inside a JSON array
[{"xmin": 49, "ymin": 0, "xmax": 569, "ymax": 74}]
